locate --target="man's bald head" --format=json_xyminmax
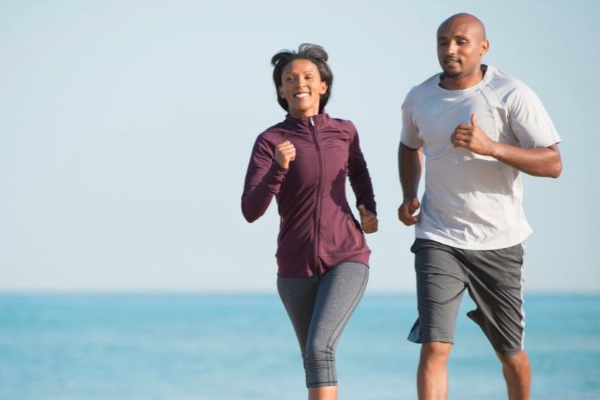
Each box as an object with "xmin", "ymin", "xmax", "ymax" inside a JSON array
[
  {"xmin": 436, "ymin": 13, "xmax": 490, "ymax": 89},
  {"xmin": 438, "ymin": 13, "xmax": 487, "ymax": 42}
]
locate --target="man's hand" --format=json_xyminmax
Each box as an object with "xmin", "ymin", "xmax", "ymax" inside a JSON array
[
  {"xmin": 450, "ymin": 113, "xmax": 562, "ymax": 177},
  {"xmin": 450, "ymin": 113, "xmax": 496, "ymax": 156},
  {"xmin": 358, "ymin": 204, "xmax": 378, "ymax": 234},
  {"xmin": 398, "ymin": 197, "xmax": 420, "ymax": 226}
]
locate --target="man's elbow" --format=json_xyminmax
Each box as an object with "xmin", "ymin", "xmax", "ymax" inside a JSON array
[
  {"xmin": 541, "ymin": 156, "xmax": 562, "ymax": 178},
  {"xmin": 549, "ymin": 159, "xmax": 562, "ymax": 178},
  {"xmin": 546, "ymin": 145, "xmax": 562, "ymax": 178}
]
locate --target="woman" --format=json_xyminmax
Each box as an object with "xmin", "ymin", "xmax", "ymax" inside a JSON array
[{"xmin": 241, "ymin": 43, "xmax": 377, "ymax": 400}]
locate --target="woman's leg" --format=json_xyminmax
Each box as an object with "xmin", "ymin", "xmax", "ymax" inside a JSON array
[
  {"xmin": 304, "ymin": 262, "xmax": 369, "ymax": 397},
  {"xmin": 277, "ymin": 274, "xmax": 319, "ymax": 353},
  {"xmin": 277, "ymin": 262, "xmax": 368, "ymax": 400}
]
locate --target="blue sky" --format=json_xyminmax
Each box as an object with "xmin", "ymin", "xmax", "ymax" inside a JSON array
[{"xmin": 0, "ymin": 0, "xmax": 598, "ymax": 292}]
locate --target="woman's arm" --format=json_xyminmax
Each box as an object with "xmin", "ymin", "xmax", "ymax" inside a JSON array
[{"xmin": 241, "ymin": 137, "xmax": 289, "ymax": 222}]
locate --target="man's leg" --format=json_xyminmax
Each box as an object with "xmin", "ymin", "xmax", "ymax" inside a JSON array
[
  {"xmin": 461, "ymin": 243, "xmax": 528, "ymax": 400},
  {"xmin": 497, "ymin": 350, "xmax": 531, "ymax": 400},
  {"xmin": 418, "ymin": 342, "xmax": 452, "ymax": 400},
  {"xmin": 408, "ymin": 240, "xmax": 468, "ymax": 400}
]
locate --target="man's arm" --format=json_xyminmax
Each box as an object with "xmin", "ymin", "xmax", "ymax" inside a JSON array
[
  {"xmin": 490, "ymin": 143, "xmax": 561, "ymax": 178},
  {"xmin": 398, "ymin": 143, "xmax": 423, "ymax": 226},
  {"xmin": 451, "ymin": 113, "xmax": 562, "ymax": 178}
]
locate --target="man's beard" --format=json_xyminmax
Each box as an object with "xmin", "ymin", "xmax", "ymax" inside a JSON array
[{"xmin": 442, "ymin": 68, "xmax": 461, "ymax": 78}]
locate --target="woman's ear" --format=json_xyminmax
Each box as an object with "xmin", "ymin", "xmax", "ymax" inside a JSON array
[{"xmin": 320, "ymin": 82, "xmax": 328, "ymax": 95}]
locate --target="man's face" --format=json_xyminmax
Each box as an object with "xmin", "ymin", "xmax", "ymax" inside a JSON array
[{"xmin": 437, "ymin": 17, "xmax": 488, "ymax": 80}]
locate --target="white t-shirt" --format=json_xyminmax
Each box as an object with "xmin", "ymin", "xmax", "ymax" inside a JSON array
[{"xmin": 401, "ymin": 65, "xmax": 561, "ymax": 250}]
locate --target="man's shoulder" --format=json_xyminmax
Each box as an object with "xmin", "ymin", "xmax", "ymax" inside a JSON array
[
  {"xmin": 415, "ymin": 72, "xmax": 442, "ymax": 89},
  {"xmin": 403, "ymin": 73, "xmax": 441, "ymax": 105},
  {"xmin": 484, "ymin": 66, "xmax": 532, "ymax": 96}
]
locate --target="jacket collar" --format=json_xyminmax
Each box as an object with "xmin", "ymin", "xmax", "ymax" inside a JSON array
[{"xmin": 283, "ymin": 110, "xmax": 331, "ymax": 130}]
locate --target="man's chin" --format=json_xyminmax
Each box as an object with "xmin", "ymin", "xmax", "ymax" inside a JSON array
[{"xmin": 442, "ymin": 69, "xmax": 461, "ymax": 78}]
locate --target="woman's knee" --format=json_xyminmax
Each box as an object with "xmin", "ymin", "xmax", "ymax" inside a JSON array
[
  {"xmin": 304, "ymin": 343, "xmax": 334, "ymax": 364},
  {"xmin": 303, "ymin": 344, "xmax": 337, "ymax": 388}
]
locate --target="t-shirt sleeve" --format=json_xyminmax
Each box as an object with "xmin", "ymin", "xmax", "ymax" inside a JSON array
[
  {"xmin": 507, "ymin": 83, "xmax": 561, "ymax": 148},
  {"xmin": 400, "ymin": 88, "xmax": 424, "ymax": 149}
]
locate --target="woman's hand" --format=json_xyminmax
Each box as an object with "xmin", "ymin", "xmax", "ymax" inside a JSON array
[
  {"xmin": 275, "ymin": 140, "xmax": 296, "ymax": 169},
  {"xmin": 358, "ymin": 204, "xmax": 378, "ymax": 234}
]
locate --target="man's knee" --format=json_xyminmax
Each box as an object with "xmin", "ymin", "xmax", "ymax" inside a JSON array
[
  {"xmin": 420, "ymin": 341, "xmax": 452, "ymax": 365},
  {"xmin": 497, "ymin": 350, "xmax": 530, "ymax": 371}
]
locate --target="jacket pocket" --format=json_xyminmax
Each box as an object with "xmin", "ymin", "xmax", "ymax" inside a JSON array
[{"xmin": 347, "ymin": 216, "xmax": 362, "ymax": 247}]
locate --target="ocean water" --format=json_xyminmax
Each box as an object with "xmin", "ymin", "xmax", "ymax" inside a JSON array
[{"xmin": 0, "ymin": 293, "xmax": 598, "ymax": 400}]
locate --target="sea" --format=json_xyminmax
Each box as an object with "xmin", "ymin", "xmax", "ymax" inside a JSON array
[{"xmin": 0, "ymin": 293, "xmax": 598, "ymax": 400}]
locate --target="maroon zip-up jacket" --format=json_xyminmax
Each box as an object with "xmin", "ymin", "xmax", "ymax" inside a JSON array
[{"xmin": 242, "ymin": 112, "xmax": 376, "ymax": 278}]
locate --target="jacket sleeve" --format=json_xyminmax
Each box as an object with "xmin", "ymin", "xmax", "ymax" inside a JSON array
[
  {"xmin": 241, "ymin": 135, "xmax": 288, "ymax": 222},
  {"xmin": 347, "ymin": 124, "xmax": 377, "ymax": 215}
]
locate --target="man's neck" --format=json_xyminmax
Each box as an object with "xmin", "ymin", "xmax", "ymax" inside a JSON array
[{"xmin": 440, "ymin": 65, "xmax": 487, "ymax": 90}]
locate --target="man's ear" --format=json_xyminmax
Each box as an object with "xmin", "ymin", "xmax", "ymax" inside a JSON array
[{"xmin": 480, "ymin": 39, "xmax": 490, "ymax": 56}]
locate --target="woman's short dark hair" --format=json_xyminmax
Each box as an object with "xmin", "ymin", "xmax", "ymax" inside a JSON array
[{"xmin": 271, "ymin": 43, "xmax": 333, "ymax": 113}]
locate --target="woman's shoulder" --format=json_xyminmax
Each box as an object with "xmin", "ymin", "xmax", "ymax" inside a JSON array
[
  {"xmin": 255, "ymin": 121, "xmax": 288, "ymax": 141},
  {"xmin": 328, "ymin": 116, "xmax": 357, "ymax": 132}
]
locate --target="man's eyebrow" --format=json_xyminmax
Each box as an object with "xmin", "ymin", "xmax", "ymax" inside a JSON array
[{"xmin": 437, "ymin": 34, "xmax": 470, "ymax": 41}]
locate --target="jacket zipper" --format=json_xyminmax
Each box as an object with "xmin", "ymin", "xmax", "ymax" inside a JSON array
[{"xmin": 310, "ymin": 116, "xmax": 324, "ymax": 272}]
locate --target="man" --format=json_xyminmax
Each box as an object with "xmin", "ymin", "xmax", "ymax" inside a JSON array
[{"xmin": 397, "ymin": 13, "xmax": 562, "ymax": 400}]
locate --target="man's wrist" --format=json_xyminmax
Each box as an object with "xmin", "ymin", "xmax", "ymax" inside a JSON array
[{"xmin": 489, "ymin": 142, "xmax": 503, "ymax": 158}]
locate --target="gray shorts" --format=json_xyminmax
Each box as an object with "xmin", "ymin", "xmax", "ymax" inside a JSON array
[{"xmin": 407, "ymin": 239, "xmax": 525, "ymax": 356}]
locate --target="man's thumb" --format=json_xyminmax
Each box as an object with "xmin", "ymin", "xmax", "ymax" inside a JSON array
[
  {"xmin": 470, "ymin": 113, "xmax": 478, "ymax": 127},
  {"xmin": 411, "ymin": 198, "xmax": 420, "ymax": 210}
]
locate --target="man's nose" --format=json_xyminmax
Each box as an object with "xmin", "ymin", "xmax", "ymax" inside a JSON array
[{"xmin": 445, "ymin": 42, "xmax": 457, "ymax": 55}]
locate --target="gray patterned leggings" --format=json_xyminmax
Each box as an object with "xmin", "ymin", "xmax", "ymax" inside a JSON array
[{"xmin": 277, "ymin": 262, "xmax": 369, "ymax": 388}]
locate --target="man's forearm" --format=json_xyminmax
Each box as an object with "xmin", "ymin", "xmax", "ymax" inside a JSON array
[
  {"xmin": 399, "ymin": 143, "xmax": 423, "ymax": 199},
  {"xmin": 491, "ymin": 143, "xmax": 562, "ymax": 178}
]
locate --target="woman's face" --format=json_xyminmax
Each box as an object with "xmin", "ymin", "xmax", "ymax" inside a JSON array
[{"xmin": 278, "ymin": 59, "xmax": 328, "ymax": 118}]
